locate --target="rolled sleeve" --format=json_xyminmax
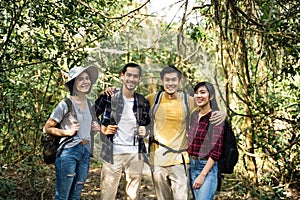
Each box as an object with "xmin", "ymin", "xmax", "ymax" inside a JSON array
[{"xmin": 208, "ymin": 125, "xmax": 224, "ymax": 161}]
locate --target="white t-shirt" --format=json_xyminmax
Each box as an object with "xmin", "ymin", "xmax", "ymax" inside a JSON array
[{"xmin": 113, "ymin": 97, "xmax": 139, "ymax": 154}]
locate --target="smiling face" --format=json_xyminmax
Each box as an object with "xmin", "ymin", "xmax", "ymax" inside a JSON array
[
  {"xmin": 194, "ymin": 85, "xmax": 212, "ymax": 109},
  {"xmin": 121, "ymin": 66, "xmax": 142, "ymax": 91},
  {"xmin": 162, "ymin": 72, "xmax": 180, "ymax": 95},
  {"xmin": 75, "ymin": 72, "xmax": 91, "ymax": 94}
]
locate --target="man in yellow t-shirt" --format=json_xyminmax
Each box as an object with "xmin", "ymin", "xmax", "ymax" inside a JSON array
[
  {"xmin": 147, "ymin": 91, "xmax": 194, "ymax": 167},
  {"xmin": 146, "ymin": 66, "xmax": 225, "ymax": 200}
]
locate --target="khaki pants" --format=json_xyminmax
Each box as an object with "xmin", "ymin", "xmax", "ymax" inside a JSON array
[
  {"xmin": 152, "ymin": 164, "xmax": 189, "ymax": 200},
  {"xmin": 100, "ymin": 153, "xmax": 144, "ymax": 200}
]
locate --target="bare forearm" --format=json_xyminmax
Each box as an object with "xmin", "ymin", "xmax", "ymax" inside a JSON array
[
  {"xmin": 200, "ymin": 157, "xmax": 215, "ymax": 177},
  {"xmin": 44, "ymin": 126, "xmax": 68, "ymax": 136},
  {"xmin": 193, "ymin": 157, "xmax": 216, "ymax": 189},
  {"xmin": 43, "ymin": 118, "xmax": 77, "ymax": 137}
]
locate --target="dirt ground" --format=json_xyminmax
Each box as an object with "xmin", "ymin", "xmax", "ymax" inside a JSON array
[
  {"xmin": 2, "ymin": 160, "xmax": 298, "ymax": 199},
  {"xmin": 81, "ymin": 162, "xmax": 158, "ymax": 199}
]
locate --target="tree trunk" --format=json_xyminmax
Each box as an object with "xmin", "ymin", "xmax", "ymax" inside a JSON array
[{"xmin": 214, "ymin": 0, "xmax": 258, "ymax": 183}]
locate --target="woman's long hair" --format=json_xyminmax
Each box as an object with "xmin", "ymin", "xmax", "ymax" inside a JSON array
[{"xmin": 193, "ymin": 81, "xmax": 219, "ymax": 111}]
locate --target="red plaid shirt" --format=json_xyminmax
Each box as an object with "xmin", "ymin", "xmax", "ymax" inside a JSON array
[{"xmin": 188, "ymin": 111, "xmax": 224, "ymax": 161}]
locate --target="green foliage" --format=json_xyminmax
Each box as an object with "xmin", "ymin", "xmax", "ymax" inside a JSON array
[
  {"xmin": 0, "ymin": 0, "xmax": 146, "ymax": 164},
  {"xmin": 1, "ymin": 0, "xmax": 299, "ymax": 198},
  {"xmin": 185, "ymin": 0, "xmax": 300, "ymax": 197},
  {"xmin": 0, "ymin": 1, "xmax": 151, "ymax": 198},
  {"xmin": 0, "ymin": 178, "xmax": 17, "ymax": 199}
]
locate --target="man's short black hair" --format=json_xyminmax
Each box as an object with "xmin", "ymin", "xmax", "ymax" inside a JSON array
[
  {"xmin": 121, "ymin": 63, "xmax": 142, "ymax": 76},
  {"xmin": 160, "ymin": 65, "xmax": 182, "ymax": 80}
]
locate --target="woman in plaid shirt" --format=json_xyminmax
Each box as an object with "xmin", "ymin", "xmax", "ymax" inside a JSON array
[{"xmin": 188, "ymin": 81, "xmax": 224, "ymax": 200}]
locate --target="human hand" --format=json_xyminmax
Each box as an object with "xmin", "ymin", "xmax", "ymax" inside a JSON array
[
  {"xmin": 210, "ymin": 111, "xmax": 226, "ymax": 126},
  {"xmin": 193, "ymin": 173, "xmax": 206, "ymax": 189},
  {"xmin": 104, "ymin": 87, "xmax": 116, "ymax": 96},
  {"xmin": 138, "ymin": 126, "xmax": 147, "ymax": 137},
  {"xmin": 92, "ymin": 121, "xmax": 101, "ymax": 131},
  {"xmin": 65, "ymin": 119, "xmax": 80, "ymax": 136},
  {"xmin": 101, "ymin": 124, "xmax": 118, "ymax": 135}
]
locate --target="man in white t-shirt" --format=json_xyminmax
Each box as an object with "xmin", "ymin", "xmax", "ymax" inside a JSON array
[{"xmin": 95, "ymin": 63, "xmax": 150, "ymax": 200}]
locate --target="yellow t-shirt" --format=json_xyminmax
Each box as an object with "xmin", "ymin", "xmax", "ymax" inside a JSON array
[{"xmin": 146, "ymin": 92, "xmax": 195, "ymax": 166}]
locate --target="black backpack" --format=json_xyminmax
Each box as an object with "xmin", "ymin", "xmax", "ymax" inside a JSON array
[
  {"xmin": 41, "ymin": 98, "xmax": 76, "ymax": 164},
  {"xmin": 218, "ymin": 120, "xmax": 239, "ymax": 174}
]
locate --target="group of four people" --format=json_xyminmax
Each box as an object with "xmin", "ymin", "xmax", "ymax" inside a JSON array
[{"xmin": 44, "ymin": 63, "xmax": 226, "ymax": 200}]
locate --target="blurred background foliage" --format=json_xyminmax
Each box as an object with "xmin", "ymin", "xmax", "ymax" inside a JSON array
[{"xmin": 0, "ymin": 0, "xmax": 299, "ymax": 199}]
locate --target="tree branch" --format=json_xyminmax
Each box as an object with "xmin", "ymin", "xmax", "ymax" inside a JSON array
[
  {"xmin": 76, "ymin": 0, "xmax": 150, "ymax": 20},
  {"xmin": 228, "ymin": 0, "xmax": 264, "ymax": 27},
  {"xmin": 241, "ymin": 133, "xmax": 300, "ymax": 158},
  {"xmin": 191, "ymin": 4, "xmax": 212, "ymax": 11}
]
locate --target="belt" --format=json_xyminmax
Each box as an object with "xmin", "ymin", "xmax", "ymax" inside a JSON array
[
  {"xmin": 190, "ymin": 155, "xmax": 208, "ymax": 160},
  {"xmin": 80, "ymin": 140, "xmax": 89, "ymax": 145}
]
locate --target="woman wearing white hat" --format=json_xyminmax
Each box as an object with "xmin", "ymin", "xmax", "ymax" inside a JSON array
[{"xmin": 44, "ymin": 66, "xmax": 100, "ymax": 199}]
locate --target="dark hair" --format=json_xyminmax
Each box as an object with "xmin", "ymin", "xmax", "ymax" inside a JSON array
[
  {"xmin": 66, "ymin": 79, "xmax": 76, "ymax": 95},
  {"xmin": 194, "ymin": 81, "xmax": 219, "ymax": 111},
  {"xmin": 121, "ymin": 63, "xmax": 142, "ymax": 76},
  {"xmin": 160, "ymin": 65, "xmax": 182, "ymax": 80},
  {"xmin": 66, "ymin": 70, "xmax": 93, "ymax": 95}
]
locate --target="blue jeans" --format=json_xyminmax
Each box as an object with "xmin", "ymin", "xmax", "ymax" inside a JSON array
[
  {"xmin": 189, "ymin": 158, "xmax": 218, "ymax": 200},
  {"xmin": 54, "ymin": 143, "xmax": 90, "ymax": 200}
]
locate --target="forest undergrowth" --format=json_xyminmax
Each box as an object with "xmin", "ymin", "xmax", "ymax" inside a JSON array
[{"xmin": 0, "ymin": 159, "xmax": 299, "ymax": 200}]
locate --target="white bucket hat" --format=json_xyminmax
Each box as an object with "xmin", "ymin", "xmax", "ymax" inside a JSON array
[{"xmin": 65, "ymin": 66, "xmax": 99, "ymax": 91}]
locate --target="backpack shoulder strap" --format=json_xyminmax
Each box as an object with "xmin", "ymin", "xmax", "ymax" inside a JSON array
[
  {"xmin": 63, "ymin": 98, "xmax": 77, "ymax": 120},
  {"xmin": 86, "ymin": 98, "xmax": 96, "ymax": 156},
  {"xmin": 136, "ymin": 93, "xmax": 145, "ymax": 124},
  {"xmin": 62, "ymin": 98, "xmax": 77, "ymax": 137},
  {"xmin": 136, "ymin": 93, "xmax": 145, "ymax": 107},
  {"xmin": 86, "ymin": 98, "xmax": 96, "ymax": 121},
  {"xmin": 151, "ymin": 91, "xmax": 163, "ymax": 116},
  {"xmin": 56, "ymin": 98, "xmax": 77, "ymax": 148},
  {"xmin": 182, "ymin": 92, "xmax": 190, "ymax": 133},
  {"xmin": 148, "ymin": 91, "xmax": 162, "ymax": 153},
  {"xmin": 109, "ymin": 89, "xmax": 121, "ymax": 124}
]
